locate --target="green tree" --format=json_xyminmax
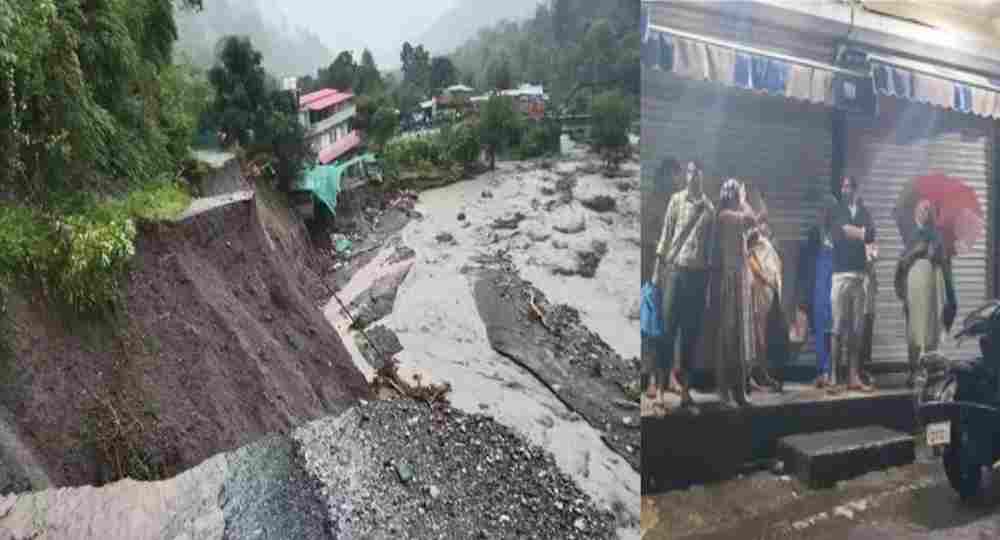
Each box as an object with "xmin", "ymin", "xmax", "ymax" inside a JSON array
[
  {"xmin": 479, "ymin": 94, "xmax": 518, "ymax": 170},
  {"xmin": 356, "ymin": 49, "xmax": 383, "ymax": 95},
  {"xmin": 590, "ymin": 90, "xmax": 631, "ymax": 170},
  {"xmin": 255, "ymin": 90, "xmax": 313, "ymax": 192},
  {"xmin": 369, "ymin": 107, "xmax": 399, "ymax": 150},
  {"xmin": 401, "ymin": 42, "xmax": 431, "ymax": 94},
  {"xmin": 553, "ymin": 0, "xmax": 572, "ymax": 45},
  {"xmin": 207, "ymin": 36, "xmax": 270, "ymax": 147},
  {"xmin": 487, "ymin": 54, "xmax": 514, "ymax": 91},
  {"xmin": 320, "ymin": 50, "xmax": 358, "ymax": 91},
  {"xmin": 429, "ymin": 56, "xmax": 458, "ymax": 93},
  {"xmin": 1, "ymin": 0, "xmax": 203, "ymax": 200},
  {"xmin": 394, "ymin": 82, "xmax": 423, "ymax": 122}
]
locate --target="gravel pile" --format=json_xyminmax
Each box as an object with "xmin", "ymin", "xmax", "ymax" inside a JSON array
[{"xmin": 295, "ymin": 400, "xmax": 617, "ymax": 540}]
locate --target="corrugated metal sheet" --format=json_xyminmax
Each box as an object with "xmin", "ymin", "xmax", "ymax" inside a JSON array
[
  {"xmin": 646, "ymin": 2, "xmax": 837, "ymax": 66},
  {"xmin": 641, "ymin": 68, "xmax": 834, "ymax": 369},
  {"xmin": 844, "ymin": 95, "xmax": 994, "ymax": 366}
]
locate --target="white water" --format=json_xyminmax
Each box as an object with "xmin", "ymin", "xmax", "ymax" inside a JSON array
[{"xmin": 324, "ymin": 156, "xmax": 641, "ymax": 538}]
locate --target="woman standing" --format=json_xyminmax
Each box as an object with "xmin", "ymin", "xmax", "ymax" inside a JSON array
[
  {"xmin": 710, "ymin": 179, "xmax": 763, "ymax": 408},
  {"xmin": 895, "ymin": 199, "xmax": 957, "ymax": 387},
  {"xmin": 797, "ymin": 195, "xmax": 839, "ymax": 388},
  {"xmin": 747, "ymin": 215, "xmax": 784, "ymax": 392}
]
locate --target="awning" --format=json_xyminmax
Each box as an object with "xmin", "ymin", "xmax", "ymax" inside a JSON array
[
  {"xmin": 642, "ymin": 20, "xmax": 854, "ymax": 107},
  {"xmin": 641, "ymin": 5, "xmax": 1000, "ymax": 119},
  {"xmin": 870, "ymin": 55, "xmax": 1000, "ymax": 119},
  {"xmin": 318, "ymin": 131, "xmax": 362, "ymax": 165}
]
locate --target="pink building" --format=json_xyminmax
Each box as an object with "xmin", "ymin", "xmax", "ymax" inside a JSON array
[{"xmin": 298, "ymin": 88, "xmax": 361, "ymax": 165}]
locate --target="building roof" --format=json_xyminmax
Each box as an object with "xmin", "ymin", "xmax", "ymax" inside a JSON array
[
  {"xmin": 317, "ymin": 130, "xmax": 362, "ymax": 165},
  {"xmin": 299, "ymin": 88, "xmax": 353, "ymax": 112},
  {"xmin": 501, "ymin": 83, "xmax": 545, "ymax": 97}
]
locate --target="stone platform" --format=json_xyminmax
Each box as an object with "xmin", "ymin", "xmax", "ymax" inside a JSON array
[
  {"xmin": 778, "ymin": 426, "xmax": 915, "ymax": 488},
  {"xmin": 641, "ymin": 383, "xmax": 917, "ymax": 494}
]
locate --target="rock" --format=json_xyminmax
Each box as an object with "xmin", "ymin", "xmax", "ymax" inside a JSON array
[
  {"xmin": 481, "ymin": 190, "xmax": 494, "ymax": 199},
  {"xmin": 540, "ymin": 186, "xmax": 556, "ymax": 196},
  {"xmin": 491, "ymin": 212, "xmax": 526, "ymax": 230},
  {"xmin": 395, "ymin": 461, "xmax": 415, "ymax": 483},
  {"xmin": 284, "ymin": 332, "xmax": 303, "ymax": 351},
  {"xmin": 427, "ymin": 485, "xmax": 441, "ymax": 499},
  {"xmin": 580, "ymin": 195, "xmax": 616, "ymax": 213},
  {"xmin": 359, "ymin": 325, "xmax": 404, "ymax": 370},
  {"xmin": 457, "ymin": 212, "xmax": 467, "ymax": 221},
  {"xmin": 350, "ymin": 267, "xmax": 412, "ymax": 328},
  {"xmin": 772, "ymin": 460, "xmax": 785, "ymax": 475},
  {"xmin": 435, "ymin": 232, "xmax": 456, "ymax": 244},
  {"xmin": 523, "ymin": 224, "xmax": 551, "ymax": 243},
  {"xmin": 574, "ymin": 518, "xmax": 586, "ymax": 531},
  {"xmin": 552, "ymin": 212, "xmax": 585, "ymax": 235},
  {"xmin": 616, "ymin": 181, "xmax": 632, "ymax": 192},
  {"xmin": 575, "ymin": 240, "xmax": 608, "ymax": 278},
  {"xmin": 551, "ymin": 261, "xmax": 577, "ymax": 276},
  {"xmin": 833, "ymin": 505, "xmax": 854, "ymax": 520},
  {"xmin": 551, "ymin": 239, "xmax": 569, "ymax": 250},
  {"xmin": 555, "ymin": 176, "xmax": 576, "ymax": 194}
]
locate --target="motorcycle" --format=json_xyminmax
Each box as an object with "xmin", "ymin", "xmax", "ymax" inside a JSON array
[{"xmin": 916, "ymin": 300, "xmax": 1000, "ymax": 500}]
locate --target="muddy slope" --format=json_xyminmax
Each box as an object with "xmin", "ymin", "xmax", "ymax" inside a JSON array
[{"xmin": 0, "ymin": 193, "xmax": 369, "ymax": 489}]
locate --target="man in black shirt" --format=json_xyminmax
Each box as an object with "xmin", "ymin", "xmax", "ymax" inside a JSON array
[{"xmin": 830, "ymin": 176, "xmax": 876, "ymax": 392}]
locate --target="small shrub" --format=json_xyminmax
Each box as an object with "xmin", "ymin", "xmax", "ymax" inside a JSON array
[
  {"xmin": 519, "ymin": 118, "xmax": 562, "ymax": 159},
  {"xmin": 0, "ymin": 179, "xmax": 190, "ymax": 314},
  {"xmin": 590, "ymin": 90, "xmax": 632, "ymax": 170}
]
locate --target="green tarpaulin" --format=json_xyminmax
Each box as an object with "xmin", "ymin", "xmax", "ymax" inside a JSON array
[{"xmin": 294, "ymin": 153, "xmax": 378, "ymax": 216}]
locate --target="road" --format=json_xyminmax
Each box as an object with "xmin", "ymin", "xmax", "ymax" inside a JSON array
[{"xmin": 642, "ymin": 445, "xmax": 1000, "ymax": 540}]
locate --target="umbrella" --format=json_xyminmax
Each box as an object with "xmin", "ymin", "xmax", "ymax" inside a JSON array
[{"xmin": 894, "ymin": 173, "xmax": 984, "ymax": 256}]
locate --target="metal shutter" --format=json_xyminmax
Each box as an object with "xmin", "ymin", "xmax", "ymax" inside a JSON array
[
  {"xmin": 844, "ymin": 96, "xmax": 994, "ymax": 367},
  {"xmin": 641, "ymin": 69, "xmax": 834, "ymax": 369}
]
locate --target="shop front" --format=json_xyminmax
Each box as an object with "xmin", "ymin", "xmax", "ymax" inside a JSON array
[{"xmin": 642, "ymin": 1, "xmax": 1000, "ymax": 379}]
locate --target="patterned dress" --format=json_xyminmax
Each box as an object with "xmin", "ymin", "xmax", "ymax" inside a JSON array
[{"xmin": 710, "ymin": 207, "xmax": 756, "ymax": 401}]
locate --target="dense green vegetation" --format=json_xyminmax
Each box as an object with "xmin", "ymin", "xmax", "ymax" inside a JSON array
[
  {"xmin": 0, "ymin": 0, "xmax": 205, "ymax": 312},
  {"xmin": 450, "ymin": 0, "xmax": 638, "ymax": 112},
  {"xmin": 590, "ymin": 90, "xmax": 633, "ymax": 170}
]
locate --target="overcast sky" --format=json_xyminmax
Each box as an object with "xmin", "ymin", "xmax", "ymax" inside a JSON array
[{"xmin": 258, "ymin": 0, "xmax": 459, "ymax": 68}]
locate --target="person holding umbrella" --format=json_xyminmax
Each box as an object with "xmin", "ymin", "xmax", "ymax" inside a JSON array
[
  {"xmin": 894, "ymin": 199, "xmax": 957, "ymax": 387},
  {"xmin": 892, "ymin": 173, "xmax": 985, "ymax": 387}
]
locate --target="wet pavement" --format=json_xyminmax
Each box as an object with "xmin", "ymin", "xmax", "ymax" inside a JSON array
[{"xmin": 642, "ymin": 444, "xmax": 1000, "ymax": 539}]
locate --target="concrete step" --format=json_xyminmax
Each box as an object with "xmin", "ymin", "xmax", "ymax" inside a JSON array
[
  {"xmin": 641, "ymin": 387, "xmax": 915, "ymax": 494},
  {"xmin": 778, "ymin": 426, "xmax": 915, "ymax": 489}
]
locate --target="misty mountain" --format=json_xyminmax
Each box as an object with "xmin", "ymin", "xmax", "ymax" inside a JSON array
[
  {"xmin": 414, "ymin": 0, "xmax": 544, "ymax": 57},
  {"xmin": 175, "ymin": 0, "xmax": 333, "ymax": 79}
]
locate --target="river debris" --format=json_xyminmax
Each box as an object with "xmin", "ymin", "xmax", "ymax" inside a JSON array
[{"xmin": 370, "ymin": 357, "xmax": 452, "ymax": 406}]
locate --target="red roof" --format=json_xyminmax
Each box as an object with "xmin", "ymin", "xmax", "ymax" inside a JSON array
[
  {"xmin": 318, "ymin": 131, "xmax": 362, "ymax": 164},
  {"xmin": 299, "ymin": 88, "xmax": 353, "ymax": 111}
]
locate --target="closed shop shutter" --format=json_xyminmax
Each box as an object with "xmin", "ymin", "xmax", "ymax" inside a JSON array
[
  {"xmin": 844, "ymin": 96, "xmax": 994, "ymax": 367},
  {"xmin": 642, "ymin": 69, "xmax": 834, "ymax": 369}
]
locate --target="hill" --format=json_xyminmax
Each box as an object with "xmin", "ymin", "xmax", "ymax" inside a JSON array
[
  {"xmin": 415, "ymin": 0, "xmax": 543, "ymax": 56},
  {"xmin": 175, "ymin": 0, "xmax": 332, "ymax": 78}
]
